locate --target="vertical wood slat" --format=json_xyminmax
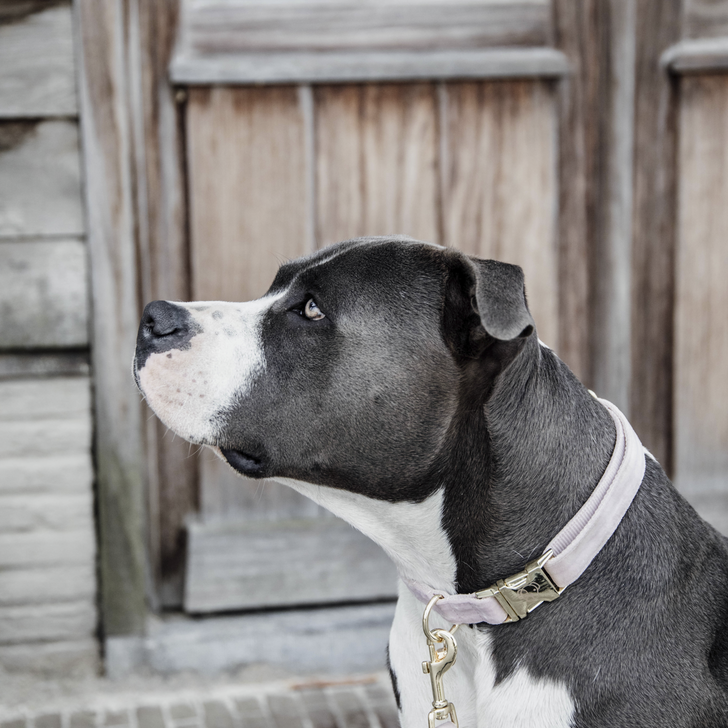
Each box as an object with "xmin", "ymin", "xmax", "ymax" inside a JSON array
[
  {"xmin": 589, "ymin": 0, "xmax": 636, "ymax": 417},
  {"xmin": 675, "ymin": 76, "xmax": 728, "ymax": 494},
  {"xmin": 75, "ymin": 0, "xmax": 147, "ymax": 636},
  {"xmin": 133, "ymin": 0, "xmax": 196, "ymax": 609},
  {"xmin": 551, "ymin": 0, "xmax": 599, "ymax": 383},
  {"xmin": 186, "ymin": 85, "xmax": 315, "ymax": 522},
  {"xmin": 187, "ymin": 86, "xmax": 310, "ymax": 302},
  {"xmin": 442, "ymin": 81, "xmax": 559, "ymax": 351},
  {"xmin": 315, "ymin": 83, "xmax": 439, "ymax": 246},
  {"xmin": 629, "ymin": 0, "xmax": 682, "ymax": 472}
]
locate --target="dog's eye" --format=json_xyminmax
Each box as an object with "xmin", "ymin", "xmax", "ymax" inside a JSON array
[{"xmin": 303, "ymin": 299, "xmax": 325, "ymax": 321}]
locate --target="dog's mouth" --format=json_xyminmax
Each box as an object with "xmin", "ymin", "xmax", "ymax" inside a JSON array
[{"xmin": 219, "ymin": 447, "xmax": 265, "ymax": 477}]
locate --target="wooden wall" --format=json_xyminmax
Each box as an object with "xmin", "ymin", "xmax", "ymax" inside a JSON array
[{"xmin": 0, "ymin": 0, "xmax": 98, "ymax": 676}]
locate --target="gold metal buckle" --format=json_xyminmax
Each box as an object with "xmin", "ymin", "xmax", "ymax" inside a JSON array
[{"xmin": 474, "ymin": 549, "xmax": 563, "ymax": 622}]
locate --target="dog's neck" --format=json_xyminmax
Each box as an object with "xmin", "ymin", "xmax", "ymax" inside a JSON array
[
  {"xmin": 440, "ymin": 336, "xmax": 616, "ymax": 594},
  {"xmin": 278, "ymin": 338, "xmax": 617, "ymax": 598}
]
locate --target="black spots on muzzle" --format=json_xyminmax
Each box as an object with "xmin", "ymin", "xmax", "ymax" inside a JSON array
[{"xmin": 135, "ymin": 300, "xmax": 202, "ymax": 370}]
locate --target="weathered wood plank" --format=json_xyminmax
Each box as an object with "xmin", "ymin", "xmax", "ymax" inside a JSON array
[
  {"xmin": 0, "ymin": 121, "xmax": 84, "ymax": 237},
  {"xmin": 662, "ymin": 38, "xmax": 728, "ymax": 74},
  {"xmin": 185, "ymin": 518, "xmax": 398, "ymax": 613},
  {"xmin": 177, "ymin": 2, "xmax": 550, "ymax": 55},
  {"xmin": 76, "ymin": 0, "xmax": 148, "ymax": 636},
  {"xmin": 316, "ymin": 83, "xmax": 439, "ymax": 246},
  {"xmin": 0, "ymin": 2, "xmax": 77, "ymax": 117},
  {"xmin": 0, "ymin": 352, "xmax": 89, "ymax": 380},
  {"xmin": 441, "ymin": 80, "xmax": 559, "ymax": 349},
  {"xmin": 106, "ymin": 603, "xmax": 395, "ymax": 678},
  {"xmin": 171, "ymin": 48, "xmax": 570, "ymax": 85},
  {"xmin": 629, "ymin": 0, "xmax": 681, "ymax": 471},
  {"xmin": 0, "ymin": 494, "xmax": 93, "ymax": 533},
  {"xmin": 683, "ymin": 0, "xmax": 728, "ymax": 39},
  {"xmin": 0, "ymin": 240, "xmax": 88, "ymax": 348},
  {"xmin": 0, "ymin": 638, "xmax": 98, "ymax": 677},
  {"xmin": 0, "ymin": 420, "xmax": 90, "ymax": 458},
  {"xmin": 0, "ymin": 455, "xmax": 92, "ymax": 496},
  {"xmin": 0, "ymin": 601, "xmax": 96, "ymax": 645},
  {"xmin": 551, "ymin": 0, "xmax": 600, "ymax": 382},
  {"xmin": 133, "ymin": 0, "xmax": 194, "ymax": 609},
  {"xmin": 0, "ymin": 376, "xmax": 90, "ymax": 420},
  {"xmin": 187, "ymin": 85, "xmax": 309, "ymax": 301},
  {"xmin": 0, "ymin": 564, "xmax": 95, "ymax": 606},
  {"xmin": 0, "ymin": 530, "xmax": 95, "ymax": 569},
  {"xmin": 587, "ymin": 0, "xmax": 636, "ymax": 416},
  {"xmin": 675, "ymin": 75, "xmax": 728, "ymax": 496}
]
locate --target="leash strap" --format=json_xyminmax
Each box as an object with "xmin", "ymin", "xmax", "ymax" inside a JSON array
[{"xmin": 404, "ymin": 397, "xmax": 646, "ymax": 625}]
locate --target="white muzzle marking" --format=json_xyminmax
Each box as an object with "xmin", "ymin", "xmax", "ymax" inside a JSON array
[{"xmin": 137, "ymin": 295, "xmax": 281, "ymax": 444}]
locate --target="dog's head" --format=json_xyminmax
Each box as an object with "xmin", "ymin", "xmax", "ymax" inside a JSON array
[{"xmin": 134, "ymin": 237, "xmax": 534, "ymax": 501}]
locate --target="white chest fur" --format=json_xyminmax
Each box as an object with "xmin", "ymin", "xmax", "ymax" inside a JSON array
[
  {"xmin": 272, "ymin": 479, "xmax": 575, "ymax": 728},
  {"xmin": 389, "ymin": 586, "xmax": 576, "ymax": 728}
]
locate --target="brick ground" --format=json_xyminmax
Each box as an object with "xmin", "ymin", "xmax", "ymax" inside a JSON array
[{"xmin": 0, "ymin": 676, "xmax": 399, "ymax": 728}]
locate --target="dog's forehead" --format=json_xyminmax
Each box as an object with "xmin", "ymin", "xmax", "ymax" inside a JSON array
[{"xmin": 267, "ymin": 237, "xmax": 443, "ymax": 298}]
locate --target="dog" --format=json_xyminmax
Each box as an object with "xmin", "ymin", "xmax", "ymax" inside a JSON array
[{"xmin": 134, "ymin": 237, "xmax": 728, "ymax": 727}]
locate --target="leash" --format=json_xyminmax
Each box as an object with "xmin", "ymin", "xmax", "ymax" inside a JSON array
[{"xmin": 409, "ymin": 395, "xmax": 646, "ymax": 727}]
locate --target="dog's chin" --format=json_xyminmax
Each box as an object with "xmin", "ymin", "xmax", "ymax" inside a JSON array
[{"xmin": 219, "ymin": 447, "xmax": 266, "ymax": 477}]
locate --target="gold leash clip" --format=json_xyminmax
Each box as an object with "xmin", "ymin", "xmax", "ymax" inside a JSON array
[{"xmin": 421, "ymin": 595, "xmax": 460, "ymax": 728}]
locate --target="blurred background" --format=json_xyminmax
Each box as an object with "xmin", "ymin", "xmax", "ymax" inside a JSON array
[{"xmin": 0, "ymin": 0, "xmax": 727, "ymax": 716}]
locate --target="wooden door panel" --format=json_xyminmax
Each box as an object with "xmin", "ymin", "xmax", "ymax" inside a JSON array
[
  {"xmin": 442, "ymin": 80, "xmax": 559, "ymax": 350},
  {"xmin": 675, "ymin": 75, "xmax": 728, "ymax": 524},
  {"xmin": 315, "ymin": 83, "xmax": 440, "ymax": 245},
  {"xmin": 187, "ymin": 85, "xmax": 311, "ymax": 302},
  {"xmin": 183, "ymin": 78, "xmax": 560, "ymax": 612}
]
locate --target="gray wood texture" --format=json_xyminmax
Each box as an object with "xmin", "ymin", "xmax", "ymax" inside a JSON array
[
  {"xmin": 0, "ymin": 351, "xmax": 89, "ymax": 379},
  {"xmin": 0, "ymin": 454, "xmax": 93, "ymax": 495},
  {"xmin": 589, "ymin": 0, "xmax": 636, "ymax": 417},
  {"xmin": 185, "ymin": 518, "xmax": 398, "ymax": 613},
  {"xmin": 106, "ymin": 603, "xmax": 396, "ymax": 678},
  {"xmin": 0, "ymin": 240, "xmax": 88, "ymax": 348},
  {"xmin": 0, "ymin": 565, "xmax": 96, "ymax": 606},
  {"xmin": 0, "ymin": 121, "xmax": 84, "ymax": 237},
  {"xmin": 683, "ymin": 0, "xmax": 728, "ymax": 39},
  {"xmin": 551, "ymin": 0, "xmax": 597, "ymax": 382},
  {"xmin": 187, "ymin": 85, "xmax": 310, "ymax": 302},
  {"xmin": 0, "ymin": 601, "xmax": 96, "ymax": 645},
  {"xmin": 315, "ymin": 83, "xmax": 439, "ymax": 246},
  {"xmin": 0, "ymin": 638, "xmax": 98, "ymax": 676},
  {"xmin": 76, "ymin": 0, "xmax": 148, "ymax": 636},
  {"xmin": 177, "ymin": 1, "xmax": 550, "ymax": 54},
  {"xmin": 675, "ymin": 75, "xmax": 728, "ymax": 496},
  {"xmin": 629, "ymin": 0, "xmax": 681, "ymax": 472},
  {"xmin": 441, "ymin": 80, "xmax": 559, "ymax": 350},
  {"xmin": 0, "ymin": 376, "xmax": 98, "ymax": 670},
  {"xmin": 0, "ymin": 2, "xmax": 78, "ymax": 118},
  {"xmin": 662, "ymin": 38, "xmax": 728, "ymax": 74},
  {"xmin": 171, "ymin": 48, "xmax": 570, "ymax": 85},
  {"xmin": 132, "ymin": 0, "xmax": 197, "ymax": 610}
]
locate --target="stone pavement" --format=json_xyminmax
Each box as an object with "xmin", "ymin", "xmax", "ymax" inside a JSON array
[{"xmin": 0, "ymin": 674, "xmax": 399, "ymax": 728}]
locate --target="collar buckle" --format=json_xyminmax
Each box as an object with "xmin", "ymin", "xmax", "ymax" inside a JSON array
[{"xmin": 474, "ymin": 549, "xmax": 563, "ymax": 622}]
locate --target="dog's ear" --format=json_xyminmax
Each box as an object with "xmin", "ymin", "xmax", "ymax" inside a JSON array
[{"xmin": 442, "ymin": 251, "xmax": 534, "ymax": 359}]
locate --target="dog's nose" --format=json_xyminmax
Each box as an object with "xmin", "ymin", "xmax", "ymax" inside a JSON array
[
  {"xmin": 142, "ymin": 300, "xmax": 188, "ymax": 340},
  {"xmin": 135, "ymin": 301, "xmax": 197, "ymax": 371}
]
